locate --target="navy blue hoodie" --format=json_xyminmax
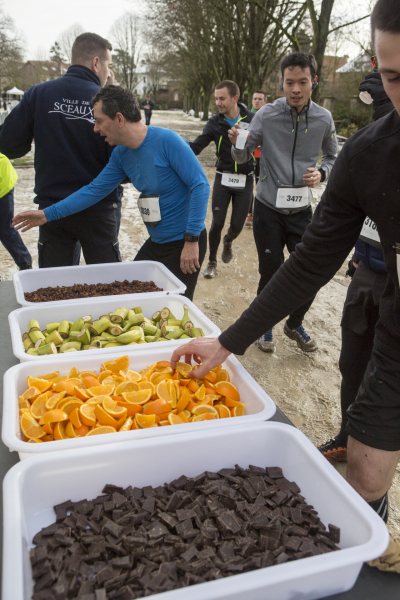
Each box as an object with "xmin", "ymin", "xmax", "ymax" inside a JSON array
[{"xmin": 0, "ymin": 65, "xmax": 121, "ymax": 210}]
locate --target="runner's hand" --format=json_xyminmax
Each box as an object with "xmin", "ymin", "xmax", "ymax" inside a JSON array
[
  {"xmin": 171, "ymin": 338, "xmax": 231, "ymax": 378},
  {"xmin": 180, "ymin": 241, "xmax": 200, "ymax": 274},
  {"xmin": 303, "ymin": 167, "xmax": 321, "ymax": 188},
  {"xmin": 12, "ymin": 210, "xmax": 47, "ymax": 232},
  {"xmin": 228, "ymin": 123, "xmax": 241, "ymax": 146}
]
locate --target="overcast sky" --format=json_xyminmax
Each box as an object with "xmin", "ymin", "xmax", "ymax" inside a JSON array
[
  {"xmin": 4, "ymin": 0, "xmax": 371, "ymax": 61},
  {"xmin": 3, "ymin": 0, "xmax": 143, "ymax": 59}
]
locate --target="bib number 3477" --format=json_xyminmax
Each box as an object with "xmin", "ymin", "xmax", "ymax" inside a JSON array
[{"xmin": 276, "ymin": 186, "xmax": 310, "ymax": 209}]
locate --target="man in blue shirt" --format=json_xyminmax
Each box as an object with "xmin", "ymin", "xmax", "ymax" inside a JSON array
[{"xmin": 13, "ymin": 86, "xmax": 209, "ymax": 301}]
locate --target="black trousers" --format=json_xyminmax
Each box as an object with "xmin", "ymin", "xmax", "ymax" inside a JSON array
[
  {"xmin": 0, "ymin": 188, "xmax": 32, "ymax": 270},
  {"xmin": 253, "ymin": 198, "xmax": 314, "ymax": 329},
  {"xmin": 134, "ymin": 229, "xmax": 207, "ymax": 301},
  {"xmin": 338, "ymin": 262, "xmax": 387, "ymax": 436},
  {"xmin": 209, "ymin": 172, "xmax": 253, "ymax": 262},
  {"xmin": 38, "ymin": 207, "xmax": 121, "ymax": 268}
]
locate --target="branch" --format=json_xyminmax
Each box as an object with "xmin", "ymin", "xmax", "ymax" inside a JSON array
[
  {"xmin": 329, "ymin": 14, "xmax": 370, "ymax": 35},
  {"xmin": 250, "ymin": 0, "xmax": 304, "ymax": 50},
  {"xmin": 306, "ymin": 0, "xmax": 318, "ymax": 32}
]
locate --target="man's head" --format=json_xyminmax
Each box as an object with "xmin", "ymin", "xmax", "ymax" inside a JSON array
[
  {"xmin": 92, "ymin": 85, "xmax": 141, "ymax": 145},
  {"xmin": 215, "ymin": 80, "xmax": 240, "ymax": 115},
  {"xmin": 280, "ymin": 52, "xmax": 318, "ymax": 112},
  {"xmin": 71, "ymin": 32, "xmax": 113, "ymax": 87},
  {"xmin": 146, "ymin": 95, "xmax": 151, "ymax": 100},
  {"xmin": 252, "ymin": 90, "xmax": 266, "ymax": 111},
  {"xmin": 372, "ymin": 0, "xmax": 400, "ymax": 115}
]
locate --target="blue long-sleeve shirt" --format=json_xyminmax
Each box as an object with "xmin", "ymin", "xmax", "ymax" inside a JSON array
[{"xmin": 44, "ymin": 127, "xmax": 210, "ymax": 244}]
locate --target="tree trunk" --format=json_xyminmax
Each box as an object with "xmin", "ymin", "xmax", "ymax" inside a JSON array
[
  {"xmin": 194, "ymin": 95, "xmax": 200, "ymax": 118},
  {"xmin": 309, "ymin": 0, "xmax": 335, "ymax": 104},
  {"xmin": 202, "ymin": 90, "xmax": 212, "ymax": 121}
]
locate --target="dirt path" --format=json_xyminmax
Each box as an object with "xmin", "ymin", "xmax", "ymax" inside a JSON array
[{"xmin": 2, "ymin": 110, "xmax": 399, "ymax": 535}]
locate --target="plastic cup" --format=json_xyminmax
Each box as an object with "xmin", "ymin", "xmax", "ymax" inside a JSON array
[{"xmin": 236, "ymin": 128, "xmax": 248, "ymax": 149}]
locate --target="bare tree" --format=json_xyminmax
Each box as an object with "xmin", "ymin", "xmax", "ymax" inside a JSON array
[
  {"xmin": 109, "ymin": 13, "xmax": 141, "ymax": 90},
  {"xmin": 0, "ymin": 3, "xmax": 24, "ymax": 92},
  {"xmin": 57, "ymin": 23, "xmax": 84, "ymax": 62},
  {"xmin": 143, "ymin": 47, "xmax": 165, "ymax": 105}
]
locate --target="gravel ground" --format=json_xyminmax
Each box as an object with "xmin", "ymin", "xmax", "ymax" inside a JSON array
[{"xmin": 2, "ymin": 110, "xmax": 399, "ymax": 536}]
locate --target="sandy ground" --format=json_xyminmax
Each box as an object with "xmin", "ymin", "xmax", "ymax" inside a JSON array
[{"xmin": 2, "ymin": 110, "xmax": 399, "ymax": 536}]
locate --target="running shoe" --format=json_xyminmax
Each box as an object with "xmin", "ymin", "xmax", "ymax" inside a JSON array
[
  {"xmin": 221, "ymin": 235, "xmax": 233, "ymax": 263},
  {"xmin": 283, "ymin": 321, "xmax": 318, "ymax": 352},
  {"xmin": 203, "ymin": 261, "xmax": 217, "ymax": 279},
  {"xmin": 255, "ymin": 329, "xmax": 275, "ymax": 352},
  {"xmin": 317, "ymin": 433, "xmax": 347, "ymax": 462},
  {"xmin": 245, "ymin": 214, "xmax": 253, "ymax": 227}
]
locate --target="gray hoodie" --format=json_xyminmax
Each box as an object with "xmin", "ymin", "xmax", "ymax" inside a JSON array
[{"xmin": 232, "ymin": 97, "xmax": 337, "ymax": 214}]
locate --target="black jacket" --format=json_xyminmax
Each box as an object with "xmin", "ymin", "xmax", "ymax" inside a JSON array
[
  {"xmin": 0, "ymin": 65, "xmax": 121, "ymax": 210},
  {"xmin": 220, "ymin": 109, "xmax": 400, "ymax": 361},
  {"xmin": 189, "ymin": 104, "xmax": 255, "ymax": 174}
]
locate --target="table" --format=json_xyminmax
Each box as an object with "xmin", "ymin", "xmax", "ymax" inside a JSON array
[{"xmin": 0, "ymin": 281, "xmax": 399, "ymax": 598}]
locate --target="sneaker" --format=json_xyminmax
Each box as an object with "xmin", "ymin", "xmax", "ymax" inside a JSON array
[
  {"xmin": 203, "ymin": 261, "xmax": 217, "ymax": 279},
  {"xmin": 317, "ymin": 433, "xmax": 347, "ymax": 462},
  {"xmin": 255, "ymin": 329, "xmax": 275, "ymax": 352},
  {"xmin": 221, "ymin": 235, "xmax": 233, "ymax": 263},
  {"xmin": 245, "ymin": 214, "xmax": 253, "ymax": 227},
  {"xmin": 283, "ymin": 321, "xmax": 318, "ymax": 352}
]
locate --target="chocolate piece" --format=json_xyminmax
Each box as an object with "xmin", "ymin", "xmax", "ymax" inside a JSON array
[{"xmin": 328, "ymin": 524, "xmax": 341, "ymax": 544}]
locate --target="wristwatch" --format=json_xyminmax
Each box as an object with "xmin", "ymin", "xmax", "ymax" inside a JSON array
[{"xmin": 184, "ymin": 233, "xmax": 199, "ymax": 242}]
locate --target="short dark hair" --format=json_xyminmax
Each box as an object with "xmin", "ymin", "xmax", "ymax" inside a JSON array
[
  {"xmin": 215, "ymin": 80, "xmax": 240, "ymax": 98},
  {"xmin": 71, "ymin": 32, "xmax": 112, "ymax": 65},
  {"xmin": 91, "ymin": 86, "xmax": 141, "ymax": 123},
  {"xmin": 371, "ymin": 0, "xmax": 400, "ymax": 45},
  {"xmin": 253, "ymin": 90, "xmax": 266, "ymax": 98},
  {"xmin": 280, "ymin": 52, "xmax": 318, "ymax": 80}
]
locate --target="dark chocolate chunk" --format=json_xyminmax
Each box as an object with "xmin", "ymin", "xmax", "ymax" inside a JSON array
[
  {"xmin": 158, "ymin": 511, "xmax": 178, "ymax": 528},
  {"xmin": 176, "ymin": 508, "xmax": 197, "ymax": 522},
  {"xmin": 95, "ymin": 590, "xmax": 107, "ymax": 600},
  {"xmin": 216, "ymin": 512, "xmax": 241, "ymax": 535},
  {"xmin": 266, "ymin": 467, "xmax": 283, "ymax": 479},
  {"xmin": 147, "ymin": 522, "xmax": 169, "ymax": 539},
  {"xmin": 328, "ymin": 524, "xmax": 341, "ymax": 544},
  {"xmin": 181, "ymin": 545, "xmax": 198, "ymax": 562}
]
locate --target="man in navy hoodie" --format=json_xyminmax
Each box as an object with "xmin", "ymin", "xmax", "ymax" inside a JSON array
[{"xmin": 0, "ymin": 32, "xmax": 122, "ymax": 268}]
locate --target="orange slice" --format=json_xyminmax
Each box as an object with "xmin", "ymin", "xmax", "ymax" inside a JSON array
[
  {"xmin": 192, "ymin": 413, "xmax": 217, "ymax": 422},
  {"xmin": 98, "ymin": 370, "xmax": 113, "ymax": 383},
  {"xmin": 45, "ymin": 391, "xmax": 66, "ymax": 410},
  {"xmin": 53, "ymin": 421, "xmax": 70, "ymax": 440},
  {"xmin": 42, "ymin": 422, "xmax": 55, "ymax": 435},
  {"xmin": 215, "ymin": 404, "xmax": 231, "ymax": 418},
  {"xmin": 30, "ymin": 392, "xmax": 52, "ymax": 420},
  {"xmin": 87, "ymin": 385, "xmax": 115, "ymax": 397},
  {"xmin": 150, "ymin": 372, "xmax": 172, "ymax": 385},
  {"xmin": 79, "ymin": 404, "xmax": 96, "ymax": 427},
  {"xmin": 95, "ymin": 405, "xmax": 119, "ymax": 428},
  {"xmin": 20, "ymin": 412, "xmax": 46, "ymax": 439},
  {"xmin": 191, "ymin": 405, "xmax": 219, "ymax": 417},
  {"xmin": 85, "ymin": 395, "xmax": 108, "ymax": 405},
  {"xmin": 101, "ymin": 355, "xmax": 129, "ymax": 374},
  {"xmin": 42, "ymin": 434, "xmax": 54, "ymax": 442},
  {"xmin": 27, "ymin": 438, "xmax": 44, "ymax": 443},
  {"xmin": 37, "ymin": 371, "xmax": 59, "ymax": 381},
  {"xmin": 119, "ymin": 416, "xmax": 133, "ymax": 431},
  {"xmin": 232, "ymin": 404, "xmax": 245, "ymax": 417},
  {"xmin": 159, "ymin": 420, "xmax": 170, "ymax": 426},
  {"xmin": 74, "ymin": 386, "xmax": 91, "ymax": 401},
  {"xmin": 68, "ymin": 366, "xmax": 80, "ymax": 378},
  {"xmin": 86, "ymin": 426, "xmax": 117, "ymax": 436},
  {"xmin": 115, "ymin": 400, "xmax": 143, "ymax": 416},
  {"xmin": 115, "ymin": 381, "xmax": 140, "ymax": 395},
  {"xmin": 18, "ymin": 398, "xmax": 31, "ymax": 410},
  {"xmin": 142, "ymin": 399, "xmax": 171, "ymax": 415},
  {"xmin": 157, "ymin": 380, "xmax": 177, "ymax": 406},
  {"xmin": 40, "ymin": 409, "xmax": 68, "ymax": 425},
  {"xmin": 52, "ymin": 380, "xmax": 76, "ymax": 395},
  {"xmin": 69, "ymin": 407, "xmax": 82, "ymax": 428},
  {"xmin": 140, "ymin": 363, "xmax": 157, "ymax": 380},
  {"xmin": 175, "ymin": 387, "xmax": 191, "ymax": 413},
  {"xmin": 175, "ymin": 362, "xmax": 192, "ymax": 376},
  {"xmin": 187, "ymin": 380, "xmax": 199, "ymax": 393},
  {"xmin": 203, "ymin": 371, "xmax": 218, "ymax": 384},
  {"xmin": 186, "ymin": 400, "xmax": 199, "ymax": 413},
  {"xmin": 177, "ymin": 411, "xmax": 189, "ymax": 423},
  {"xmin": 124, "ymin": 370, "xmax": 141, "ymax": 382},
  {"xmin": 102, "ymin": 397, "xmax": 128, "ymax": 418},
  {"xmin": 192, "ymin": 384, "xmax": 206, "ymax": 402},
  {"xmin": 122, "ymin": 390, "xmax": 151, "ymax": 405},
  {"xmin": 60, "ymin": 399, "xmax": 83, "ymax": 415},
  {"xmin": 135, "ymin": 413, "xmax": 156, "ymax": 428},
  {"xmin": 79, "ymin": 370, "xmax": 97, "ymax": 379},
  {"xmin": 81, "ymin": 376, "xmax": 101, "ymax": 389},
  {"xmin": 21, "ymin": 387, "xmax": 41, "ymax": 400},
  {"xmin": 168, "ymin": 413, "xmax": 184, "ymax": 425},
  {"xmin": 214, "ymin": 381, "xmax": 240, "ymax": 401},
  {"xmin": 75, "ymin": 424, "xmax": 89, "ymax": 437},
  {"xmin": 65, "ymin": 422, "xmax": 77, "ymax": 437},
  {"xmin": 156, "ymin": 361, "xmax": 171, "ymax": 369},
  {"xmin": 217, "ymin": 368, "xmax": 229, "ymax": 382},
  {"xmin": 27, "ymin": 377, "xmax": 53, "ymax": 393},
  {"xmin": 224, "ymin": 397, "xmax": 244, "ymax": 409}
]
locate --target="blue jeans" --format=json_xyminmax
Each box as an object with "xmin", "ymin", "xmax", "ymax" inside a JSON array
[{"xmin": 0, "ymin": 188, "xmax": 32, "ymax": 270}]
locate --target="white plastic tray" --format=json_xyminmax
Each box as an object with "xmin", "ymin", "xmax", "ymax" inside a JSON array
[
  {"xmin": 2, "ymin": 422, "xmax": 389, "ymax": 600},
  {"xmin": 13, "ymin": 260, "xmax": 186, "ymax": 306},
  {"xmin": 9, "ymin": 294, "xmax": 220, "ymax": 362},
  {"xmin": 2, "ymin": 346, "xmax": 275, "ymax": 459}
]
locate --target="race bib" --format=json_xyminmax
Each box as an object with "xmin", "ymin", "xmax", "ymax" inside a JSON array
[
  {"xmin": 221, "ymin": 172, "xmax": 246, "ymax": 188},
  {"xmin": 276, "ymin": 186, "xmax": 311, "ymax": 209},
  {"xmin": 137, "ymin": 195, "xmax": 161, "ymax": 227},
  {"xmin": 359, "ymin": 216, "xmax": 382, "ymax": 248}
]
